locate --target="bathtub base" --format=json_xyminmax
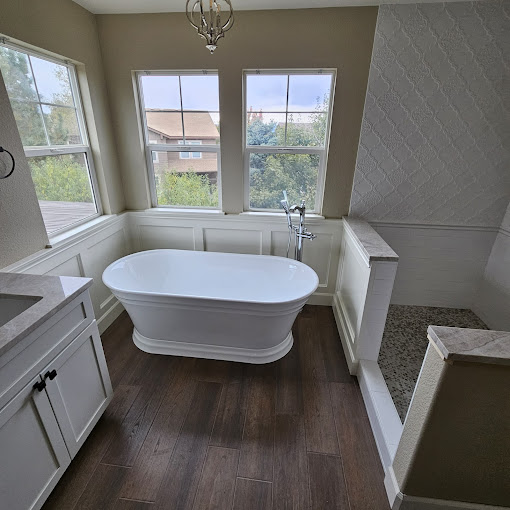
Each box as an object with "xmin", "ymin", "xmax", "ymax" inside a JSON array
[{"xmin": 132, "ymin": 328, "xmax": 294, "ymax": 364}]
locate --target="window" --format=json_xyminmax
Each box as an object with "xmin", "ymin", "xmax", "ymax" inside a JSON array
[
  {"xmin": 0, "ymin": 42, "xmax": 100, "ymax": 234},
  {"xmin": 178, "ymin": 140, "xmax": 202, "ymax": 159},
  {"xmin": 244, "ymin": 70, "xmax": 335, "ymax": 212},
  {"xmin": 137, "ymin": 71, "xmax": 220, "ymax": 208}
]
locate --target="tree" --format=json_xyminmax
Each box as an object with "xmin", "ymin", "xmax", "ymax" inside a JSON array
[
  {"xmin": 247, "ymin": 94, "xmax": 329, "ymax": 209},
  {"xmin": 156, "ymin": 171, "xmax": 218, "ymax": 207},
  {"xmin": 0, "ymin": 47, "xmax": 46, "ymax": 146},
  {"xmin": 29, "ymin": 155, "xmax": 94, "ymax": 203}
]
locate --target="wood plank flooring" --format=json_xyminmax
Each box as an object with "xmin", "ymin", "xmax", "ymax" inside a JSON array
[{"xmin": 42, "ymin": 306, "xmax": 389, "ymax": 510}]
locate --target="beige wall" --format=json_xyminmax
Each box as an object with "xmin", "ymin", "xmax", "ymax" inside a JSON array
[
  {"xmin": 0, "ymin": 0, "xmax": 125, "ymax": 217},
  {"xmin": 96, "ymin": 7, "xmax": 378, "ymax": 216},
  {"xmin": 0, "ymin": 72, "xmax": 48, "ymax": 267},
  {"xmin": 393, "ymin": 346, "xmax": 510, "ymax": 506}
]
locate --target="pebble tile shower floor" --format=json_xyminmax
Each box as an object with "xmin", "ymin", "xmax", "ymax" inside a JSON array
[{"xmin": 378, "ymin": 305, "xmax": 488, "ymax": 422}]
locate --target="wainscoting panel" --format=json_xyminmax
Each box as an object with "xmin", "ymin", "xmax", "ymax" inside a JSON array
[
  {"xmin": 43, "ymin": 254, "xmax": 84, "ymax": 278},
  {"xmin": 138, "ymin": 225, "xmax": 195, "ymax": 251},
  {"xmin": 2, "ymin": 216, "xmax": 130, "ymax": 333},
  {"xmin": 129, "ymin": 212, "xmax": 343, "ymax": 303},
  {"xmin": 271, "ymin": 231, "xmax": 333, "ymax": 287},
  {"xmin": 203, "ymin": 228, "xmax": 262, "ymax": 255},
  {"xmin": 333, "ymin": 219, "xmax": 398, "ymax": 371},
  {"xmin": 473, "ymin": 227, "xmax": 510, "ymax": 331},
  {"xmin": 372, "ymin": 223, "xmax": 497, "ymax": 309}
]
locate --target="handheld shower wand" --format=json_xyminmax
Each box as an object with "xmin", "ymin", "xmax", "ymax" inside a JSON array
[{"xmin": 281, "ymin": 191, "xmax": 294, "ymax": 258}]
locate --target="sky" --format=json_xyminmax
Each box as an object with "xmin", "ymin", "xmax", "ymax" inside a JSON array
[
  {"xmin": 141, "ymin": 73, "xmax": 333, "ymax": 120},
  {"xmin": 30, "ymin": 55, "xmax": 73, "ymax": 106}
]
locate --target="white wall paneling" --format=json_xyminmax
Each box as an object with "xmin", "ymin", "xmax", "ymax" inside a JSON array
[
  {"xmin": 2, "ymin": 215, "xmax": 131, "ymax": 333},
  {"xmin": 473, "ymin": 203, "xmax": 510, "ymax": 330},
  {"xmin": 333, "ymin": 218, "xmax": 400, "ymax": 491},
  {"xmin": 128, "ymin": 211, "xmax": 343, "ymax": 305},
  {"xmin": 333, "ymin": 219, "xmax": 398, "ymax": 372},
  {"xmin": 138, "ymin": 225, "xmax": 196, "ymax": 251},
  {"xmin": 372, "ymin": 222, "xmax": 498, "ymax": 308}
]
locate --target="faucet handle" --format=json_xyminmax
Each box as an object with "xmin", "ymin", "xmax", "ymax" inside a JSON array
[{"xmin": 298, "ymin": 231, "xmax": 316, "ymax": 240}]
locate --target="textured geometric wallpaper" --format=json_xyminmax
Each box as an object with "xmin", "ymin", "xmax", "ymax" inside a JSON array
[{"xmin": 349, "ymin": 1, "xmax": 510, "ymax": 227}]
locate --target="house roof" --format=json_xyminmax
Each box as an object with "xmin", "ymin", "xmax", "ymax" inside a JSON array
[{"xmin": 146, "ymin": 109, "xmax": 219, "ymax": 139}]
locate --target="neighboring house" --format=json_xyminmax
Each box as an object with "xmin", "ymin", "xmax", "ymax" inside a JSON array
[{"xmin": 146, "ymin": 109, "xmax": 219, "ymax": 183}]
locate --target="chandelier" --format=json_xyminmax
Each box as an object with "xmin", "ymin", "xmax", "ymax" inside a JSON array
[{"xmin": 185, "ymin": 0, "xmax": 234, "ymax": 54}]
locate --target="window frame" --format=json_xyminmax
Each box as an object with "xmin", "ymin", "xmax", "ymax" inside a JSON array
[
  {"xmin": 243, "ymin": 69, "xmax": 336, "ymax": 214},
  {"xmin": 135, "ymin": 70, "xmax": 222, "ymax": 210},
  {"xmin": 178, "ymin": 140, "xmax": 202, "ymax": 159},
  {"xmin": 0, "ymin": 39, "xmax": 102, "ymax": 234}
]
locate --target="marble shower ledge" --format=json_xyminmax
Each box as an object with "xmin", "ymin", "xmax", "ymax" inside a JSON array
[
  {"xmin": 343, "ymin": 217, "xmax": 399, "ymax": 263},
  {"xmin": 427, "ymin": 326, "xmax": 510, "ymax": 366},
  {"xmin": 0, "ymin": 272, "xmax": 92, "ymax": 357}
]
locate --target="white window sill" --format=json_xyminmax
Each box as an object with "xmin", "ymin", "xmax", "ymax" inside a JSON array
[
  {"xmin": 46, "ymin": 214, "xmax": 121, "ymax": 249},
  {"xmin": 240, "ymin": 211, "xmax": 325, "ymax": 220},
  {"xmin": 129, "ymin": 208, "xmax": 329, "ymax": 224},
  {"xmin": 147, "ymin": 207, "xmax": 225, "ymax": 215}
]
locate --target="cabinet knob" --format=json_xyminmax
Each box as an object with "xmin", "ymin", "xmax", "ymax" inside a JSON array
[
  {"xmin": 33, "ymin": 380, "xmax": 47, "ymax": 392},
  {"xmin": 44, "ymin": 369, "xmax": 57, "ymax": 381}
]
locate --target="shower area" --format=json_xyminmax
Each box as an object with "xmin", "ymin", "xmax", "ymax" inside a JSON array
[
  {"xmin": 334, "ymin": 213, "xmax": 509, "ymax": 491},
  {"xmin": 378, "ymin": 305, "xmax": 487, "ymax": 422},
  {"xmin": 341, "ymin": 0, "xmax": 510, "ymax": 458}
]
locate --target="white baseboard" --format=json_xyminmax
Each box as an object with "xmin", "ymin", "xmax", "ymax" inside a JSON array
[
  {"xmin": 332, "ymin": 293, "xmax": 357, "ymax": 374},
  {"xmin": 393, "ymin": 490, "xmax": 510, "ymax": 510},
  {"xmin": 97, "ymin": 298, "xmax": 124, "ymax": 334},
  {"xmin": 307, "ymin": 292, "xmax": 333, "ymax": 306},
  {"xmin": 385, "ymin": 466, "xmax": 401, "ymax": 508}
]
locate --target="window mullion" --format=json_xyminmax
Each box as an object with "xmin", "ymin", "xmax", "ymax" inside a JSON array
[
  {"xmin": 284, "ymin": 74, "xmax": 290, "ymax": 146},
  {"xmin": 178, "ymin": 75, "xmax": 186, "ymax": 144}
]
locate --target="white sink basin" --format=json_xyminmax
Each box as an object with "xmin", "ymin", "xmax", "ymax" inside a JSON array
[{"xmin": 0, "ymin": 294, "xmax": 42, "ymax": 328}]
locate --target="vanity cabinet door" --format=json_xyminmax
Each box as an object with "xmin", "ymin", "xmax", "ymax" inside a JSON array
[
  {"xmin": 0, "ymin": 376, "xmax": 71, "ymax": 510},
  {"xmin": 43, "ymin": 321, "xmax": 113, "ymax": 458}
]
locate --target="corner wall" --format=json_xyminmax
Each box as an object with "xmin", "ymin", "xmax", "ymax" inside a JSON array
[{"xmin": 349, "ymin": 1, "xmax": 510, "ymax": 308}]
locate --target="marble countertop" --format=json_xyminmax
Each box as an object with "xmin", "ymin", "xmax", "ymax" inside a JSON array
[
  {"xmin": 343, "ymin": 217, "xmax": 399, "ymax": 263},
  {"xmin": 0, "ymin": 272, "xmax": 92, "ymax": 358},
  {"xmin": 428, "ymin": 326, "xmax": 510, "ymax": 366}
]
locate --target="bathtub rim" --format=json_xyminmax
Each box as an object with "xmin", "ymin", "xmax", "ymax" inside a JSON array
[{"xmin": 102, "ymin": 249, "xmax": 319, "ymax": 307}]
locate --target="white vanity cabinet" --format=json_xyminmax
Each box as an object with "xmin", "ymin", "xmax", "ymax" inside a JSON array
[
  {"xmin": 0, "ymin": 288, "xmax": 113, "ymax": 510},
  {"xmin": 0, "ymin": 373, "xmax": 71, "ymax": 510}
]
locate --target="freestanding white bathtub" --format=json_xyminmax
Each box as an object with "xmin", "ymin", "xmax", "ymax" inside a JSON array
[{"xmin": 102, "ymin": 249, "xmax": 319, "ymax": 364}]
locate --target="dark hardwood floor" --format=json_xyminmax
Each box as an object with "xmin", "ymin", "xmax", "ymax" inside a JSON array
[{"xmin": 42, "ymin": 305, "xmax": 389, "ymax": 510}]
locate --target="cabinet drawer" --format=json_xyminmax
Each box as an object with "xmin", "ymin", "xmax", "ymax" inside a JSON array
[{"xmin": 0, "ymin": 291, "xmax": 94, "ymax": 409}]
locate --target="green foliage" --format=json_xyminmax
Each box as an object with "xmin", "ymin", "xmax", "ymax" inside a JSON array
[
  {"xmin": 156, "ymin": 171, "xmax": 218, "ymax": 208},
  {"xmin": 28, "ymin": 156, "xmax": 94, "ymax": 203},
  {"xmin": 247, "ymin": 95, "xmax": 329, "ymax": 209},
  {"xmin": 0, "ymin": 47, "xmax": 46, "ymax": 146},
  {"xmin": 0, "ymin": 47, "xmax": 77, "ymax": 147},
  {"xmin": 249, "ymin": 154, "xmax": 318, "ymax": 209}
]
